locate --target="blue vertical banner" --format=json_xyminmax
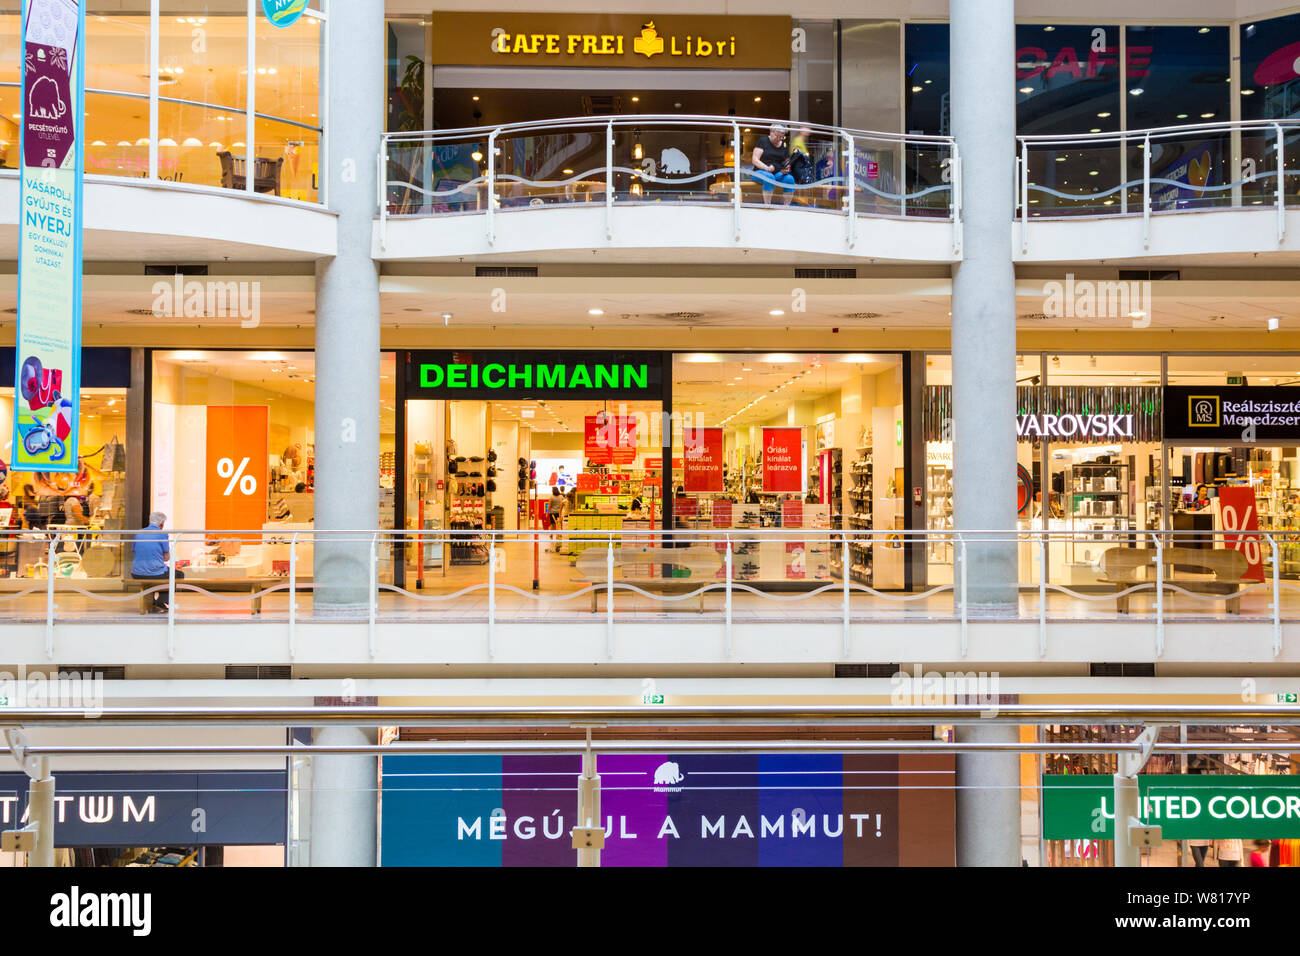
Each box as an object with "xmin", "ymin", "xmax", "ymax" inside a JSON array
[{"xmin": 14, "ymin": 0, "xmax": 83, "ymax": 473}]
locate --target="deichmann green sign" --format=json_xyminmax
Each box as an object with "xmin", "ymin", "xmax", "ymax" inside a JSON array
[
  {"xmin": 407, "ymin": 351, "xmax": 664, "ymax": 401},
  {"xmin": 1043, "ymin": 775, "xmax": 1300, "ymax": 840},
  {"xmin": 420, "ymin": 362, "xmax": 649, "ymax": 392}
]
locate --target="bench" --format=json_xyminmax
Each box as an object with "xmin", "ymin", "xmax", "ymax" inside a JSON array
[
  {"xmin": 572, "ymin": 546, "xmax": 724, "ymax": 612},
  {"xmin": 122, "ymin": 576, "xmax": 283, "ymax": 615},
  {"xmin": 1099, "ymin": 546, "xmax": 1250, "ymax": 614}
]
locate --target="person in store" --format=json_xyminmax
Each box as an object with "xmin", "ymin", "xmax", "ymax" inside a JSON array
[
  {"xmin": 20, "ymin": 484, "xmax": 43, "ymax": 529},
  {"xmin": 1189, "ymin": 837, "xmax": 1211, "ymax": 866},
  {"xmin": 547, "ymin": 486, "xmax": 567, "ymax": 552},
  {"xmin": 62, "ymin": 494, "xmax": 87, "ymax": 526},
  {"xmin": 629, "ymin": 496, "xmax": 645, "ymax": 519},
  {"xmin": 1250, "ymin": 840, "xmax": 1272, "ymax": 867},
  {"xmin": 131, "ymin": 511, "xmax": 183, "ymax": 613},
  {"xmin": 1214, "ymin": 837, "xmax": 1243, "ymax": 867},
  {"xmin": 1193, "ymin": 484, "xmax": 1213, "ymax": 510},
  {"xmin": 750, "ymin": 123, "xmax": 795, "ymax": 206},
  {"xmin": 85, "ymin": 482, "xmax": 100, "ymax": 517}
]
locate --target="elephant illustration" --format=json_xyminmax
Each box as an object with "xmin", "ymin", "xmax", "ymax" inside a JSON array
[
  {"xmin": 653, "ymin": 761, "xmax": 683, "ymax": 786},
  {"xmin": 659, "ymin": 147, "xmax": 691, "ymax": 176},
  {"xmin": 28, "ymin": 75, "xmax": 66, "ymax": 121}
]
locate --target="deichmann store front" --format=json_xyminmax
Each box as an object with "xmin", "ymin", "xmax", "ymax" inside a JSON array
[{"xmin": 396, "ymin": 349, "xmax": 912, "ymax": 592}]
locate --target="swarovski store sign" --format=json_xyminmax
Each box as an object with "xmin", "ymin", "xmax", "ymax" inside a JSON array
[
  {"xmin": 1017, "ymin": 412, "xmax": 1133, "ymax": 440},
  {"xmin": 924, "ymin": 385, "xmax": 1162, "ymax": 443},
  {"xmin": 1164, "ymin": 385, "xmax": 1300, "ymax": 443}
]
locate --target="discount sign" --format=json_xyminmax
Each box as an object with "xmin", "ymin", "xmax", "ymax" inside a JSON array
[
  {"xmin": 1217, "ymin": 486, "xmax": 1264, "ymax": 582},
  {"xmin": 206, "ymin": 406, "xmax": 268, "ymax": 540}
]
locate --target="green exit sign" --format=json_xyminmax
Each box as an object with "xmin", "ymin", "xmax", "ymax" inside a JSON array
[
  {"xmin": 1279, "ymin": 693, "xmax": 1298, "ymax": 703},
  {"xmin": 1227, "ymin": 374, "xmax": 1246, "ymax": 385},
  {"xmin": 641, "ymin": 694, "xmax": 665, "ymax": 705}
]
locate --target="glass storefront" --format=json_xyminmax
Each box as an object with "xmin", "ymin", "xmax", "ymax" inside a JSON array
[{"xmin": 0, "ymin": 3, "xmax": 322, "ymax": 200}]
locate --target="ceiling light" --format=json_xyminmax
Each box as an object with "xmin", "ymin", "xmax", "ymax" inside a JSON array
[
  {"xmin": 1089, "ymin": 128, "xmax": 1101, "ymax": 133},
  {"xmin": 1176, "ymin": 113, "xmax": 1189, "ymax": 119},
  {"xmin": 1198, "ymin": 26, "xmax": 1210, "ymax": 33},
  {"xmin": 472, "ymin": 95, "xmax": 479, "ymax": 101},
  {"xmin": 1055, "ymin": 156, "xmax": 1066, "ymax": 162},
  {"xmin": 631, "ymin": 96, "xmax": 640, "ymax": 102},
  {"xmin": 1019, "ymin": 86, "xmax": 1033, "ymax": 94},
  {"xmin": 754, "ymin": 96, "xmax": 762, "ymax": 102},
  {"xmin": 1097, "ymin": 112, "xmax": 1111, "ymax": 118},
  {"xmin": 471, "ymin": 150, "xmax": 483, "ymax": 162},
  {"xmin": 1268, "ymin": 317, "xmax": 1280, "ymax": 331},
  {"xmin": 1129, "ymin": 88, "xmax": 1144, "ymax": 96},
  {"xmin": 769, "ymin": 309, "xmax": 785, "ymax": 316},
  {"xmin": 1043, "ymin": 25, "xmax": 1055, "ymax": 32},
  {"xmin": 911, "ymin": 85, "xmax": 922, "ymax": 93},
  {"xmin": 588, "ymin": 308, "xmax": 604, "ymax": 316},
  {"xmin": 1201, "ymin": 112, "xmax": 1215, "ymax": 118},
  {"xmin": 1089, "ymin": 170, "xmax": 1099, "ymax": 176},
  {"xmin": 562, "ymin": 168, "xmax": 573, "ymax": 175},
  {"xmin": 1241, "ymin": 89, "xmax": 1256, "ymax": 96}
]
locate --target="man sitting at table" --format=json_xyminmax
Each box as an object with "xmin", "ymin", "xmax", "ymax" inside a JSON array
[{"xmin": 131, "ymin": 511, "xmax": 183, "ymax": 613}]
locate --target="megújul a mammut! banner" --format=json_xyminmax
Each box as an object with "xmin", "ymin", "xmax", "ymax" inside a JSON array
[{"xmin": 14, "ymin": 0, "xmax": 84, "ymax": 473}]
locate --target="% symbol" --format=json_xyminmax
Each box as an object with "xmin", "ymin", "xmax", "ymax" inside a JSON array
[
  {"xmin": 217, "ymin": 456, "xmax": 257, "ymax": 496},
  {"xmin": 1221, "ymin": 504, "xmax": 1261, "ymax": 565}
]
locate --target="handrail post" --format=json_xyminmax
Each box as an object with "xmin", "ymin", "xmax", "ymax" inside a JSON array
[
  {"xmin": 377, "ymin": 136, "xmax": 388, "ymax": 250},
  {"xmin": 1142, "ymin": 131, "xmax": 1152, "ymax": 249},
  {"xmin": 44, "ymin": 535, "xmax": 56, "ymax": 660},
  {"xmin": 1276, "ymin": 123, "xmax": 1286, "ymax": 243},
  {"xmin": 957, "ymin": 532, "xmax": 968, "ymax": 658},
  {"xmin": 843, "ymin": 131, "xmax": 856, "ymax": 248},
  {"xmin": 1152, "ymin": 530, "xmax": 1164, "ymax": 658},
  {"xmin": 605, "ymin": 119, "xmax": 614, "ymax": 240},
  {"xmin": 167, "ymin": 533, "xmax": 176, "ymax": 661},
  {"xmin": 949, "ymin": 143, "xmax": 962, "ymax": 255},
  {"xmin": 1038, "ymin": 532, "xmax": 1047, "ymax": 657},
  {"xmin": 368, "ymin": 533, "xmax": 378, "ymax": 659},
  {"xmin": 606, "ymin": 533, "xmax": 615, "ymax": 659},
  {"xmin": 288, "ymin": 532, "xmax": 298, "ymax": 660},
  {"xmin": 1019, "ymin": 139, "xmax": 1028, "ymax": 253},
  {"xmin": 1270, "ymin": 533, "xmax": 1281, "ymax": 658},
  {"xmin": 725, "ymin": 533, "xmax": 733, "ymax": 656},
  {"xmin": 486, "ymin": 127, "xmax": 499, "ymax": 245},
  {"xmin": 731, "ymin": 120, "xmax": 742, "ymax": 242},
  {"xmin": 842, "ymin": 531, "xmax": 851, "ymax": 657},
  {"xmin": 488, "ymin": 536, "xmax": 496, "ymax": 659}
]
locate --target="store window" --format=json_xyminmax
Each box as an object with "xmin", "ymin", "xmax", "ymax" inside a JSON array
[
  {"xmin": 1166, "ymin": 355, "xmax": 1300, "ymax": 578},
  {"xmin": 402, "ymin": 351, "xmax": 666, "ymax": 591},
  {"xmin": 0, "ymin": 4, "xmax": 322, "ymax": 198},
  {"xmin": 0, "ymin": 348, "xmax": 133, "ymax": 583},
  {"xmin": 793, "ymin": 19, "xmax": 833, "ymax": 126},
  {"xmin": 672, "ymin": 351, "xmax": 906, "ymax": 589},
  {"xmin": 150, "ymin": 350, "xmax": 396, "ymax": 577},
  {"xmin": 1240, "ymin": 14, "xmax": 1300, "ymax": 207}
]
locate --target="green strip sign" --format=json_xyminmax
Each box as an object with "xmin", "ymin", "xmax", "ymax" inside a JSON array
[{"xmin": 1043, "ymin": 775, "xmax": 1300, "ymax": 840}]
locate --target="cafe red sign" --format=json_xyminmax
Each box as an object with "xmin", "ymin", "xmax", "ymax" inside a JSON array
[
  {"xmin": 683, "ymin": 427, "xmax": 724, "ymax": 493},
  {"xmin": 762, "ymin": 427, "xmax": 803, "ymax": 493},
  {"xmin": 585, "ymin": 414, "xmax": 637, "ymax": 465}
]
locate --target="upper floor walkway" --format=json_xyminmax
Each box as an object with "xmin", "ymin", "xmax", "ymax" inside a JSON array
[{"xmin": 3, "ymin": 527, "xmax": 1297, "ymax": 672}]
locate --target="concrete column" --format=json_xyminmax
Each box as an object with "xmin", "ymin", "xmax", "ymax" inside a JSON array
[
  {"xmin": 307, "ymin": 727, "xmax": 378, "ymax": 866},
  {"xmin": 314, "ymin": 0, "xmax": 384, "ymax": 608},
  {"xmin": 955, "ymin": 723, "xmax": 1022, "ymax": 867},
  {"xmin": 950, "ymin": 0, "xmax": 1018, "ymax": 608}
]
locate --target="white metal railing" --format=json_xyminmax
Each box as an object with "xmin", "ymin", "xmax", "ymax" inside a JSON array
[
  {"xmin": 1016, "ymin": 119, "xmax": 1300, "ymax": 249},
  {"xmin": 378, "ymin": 115, "xmax": 957, "ymax": 250},
  {"xmin": 2, "ymin": 526, "xmax": 1295, "ymax": 659}
]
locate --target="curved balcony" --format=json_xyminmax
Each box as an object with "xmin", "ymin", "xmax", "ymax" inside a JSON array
[
  {"xmin": 376, "ymin": 116, "xmax": 959, "ymax": 263},
  {"xmin": 1015, "ymin": 120, "xmax": 1300, "ymax": 263}
]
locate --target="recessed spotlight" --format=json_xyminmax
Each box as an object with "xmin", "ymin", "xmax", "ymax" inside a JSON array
[
  {"xmin": 1129, "ymin": 88, "xmax": 1144, "ymax": 96},
  {"xmin": 1268, "ymin": 317, "xmax": 1280, "ymax": 331},
  {"xmin": 631, "ymin": 96, "xmax": 640, "ymax": 102},
  {"xmin": 1201, "ymin": 112, "xmax": 1215, "ymax": 119},
  {"xmin": 472, "ymin": 95, "xmax": 479, "ymax": 101},
  {"xmin": 1019, "ymin": 86, "xmax": 1033, "ymax": 94},
  {"xmin": 1043, "ymin": 25, "xmax": 1055, "ymax": 32},
  {"xmin": 588, "ymin": 308, "xmax": 604, "ymax": 316},
  {"xmin": 1097, "ymin": 112, "xmax": 1111, "ymax": 118},
  {"xmin": 1198, "ymin": 26, "xmax": 1210, "ymax": 33},
  {"xmin": 1241, "ymin": 89, "xmax": 1255, "ymax": 96},
  {"xmin": 911, "ymin": 85, "xmax": 922, "ymax": 93},
  {"xmin": 769, "ymin": 309, "xmax": 785, "ymax": 316},
  {"xmin": 1177, "ymin": 113, "xmax": 1189, "ymax": 119}
]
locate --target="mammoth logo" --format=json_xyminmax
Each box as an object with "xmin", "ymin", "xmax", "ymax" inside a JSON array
[
  {"xmin": 660, "ymin": 147, "xmax": 691, "ymax": 176},
  {"xmin": 28, "ymin": 74, "xmax": 66, "ymax": 121},
  {"xmin": 653, "ymin": 760, "xmax": 683, "ymax": 786}
]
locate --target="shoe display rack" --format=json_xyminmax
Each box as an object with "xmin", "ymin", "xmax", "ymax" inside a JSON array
[{"xmin": 846, "ymin": 449, "xmax": 873, "ymax": 585}]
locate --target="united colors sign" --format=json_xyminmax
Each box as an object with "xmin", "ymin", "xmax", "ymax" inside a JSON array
[
  {"xmin": 14, "ymin": 0, "xmax": 84, "ymax": 473},
  {"xmin": 381, "ymin": 753, "xmax": 955, "ymax": 866}
]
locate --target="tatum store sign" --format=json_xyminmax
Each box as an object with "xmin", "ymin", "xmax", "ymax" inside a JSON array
[
  {"xmin": 432, "ymin": 13, "xmax": 791, "ymax": 70},
  {"xmin": 408, "ymin": 351, "xmax": 664, "ymax": 401}
]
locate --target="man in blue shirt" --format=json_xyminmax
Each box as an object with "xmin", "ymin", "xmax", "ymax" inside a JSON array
[{"xmin": 131, "ymin": 511, "xmax": 182, "ymax": 613}]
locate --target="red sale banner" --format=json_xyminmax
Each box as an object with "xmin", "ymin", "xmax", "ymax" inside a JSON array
[
  {"xmin": 684, "ymin": 426, "xmax": 724, "ymax": 493},
  {"xmin": 762, "ymin": 427, "xmax": 803, "ymax": 493},
  {"xmin": 781, "ymin": 499, "xmax": 803, "ymax": 528},
  {"xmin": 585, "ymin": 414, "xmax": 637, "ymax": 465},
  {"xmin": 1217, "ymin": 485, "xmax": 1264, "ymax": 582}
]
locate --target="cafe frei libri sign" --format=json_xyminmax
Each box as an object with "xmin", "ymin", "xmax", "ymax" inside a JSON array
[{"xmin": 432, "ymin": 13, "xmax": 791, "ymax": 69}]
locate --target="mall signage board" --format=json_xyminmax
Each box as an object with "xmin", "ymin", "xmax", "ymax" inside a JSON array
[
  {"xmin": 1164, "ymin": 385, "xmax": 1300, "ymax": 443},
  {"xmin": 1043, "ymin": 775, "xmax": 1300, "ymax": 840},
  {"xmin": 0, "ymin": 770, "xmax": 287, "ymax": 847},
  {"xmin": 381, "ymin": 753, "xmax": 954, "ymax": 867},
  {"xmin": 762, "ymin": 427, "xmax": 803, "ymax": 493},
  {"xmin": 431, "ymin": 13, "xmax": 791, "ymax": 69},
  {"xmin": 683, "ymin": 427, "xmax": 724, "ymax": 493},
  {"xmin": 14, "ymin": 0, "xmax": 85, "ymax": 473},
  {"xmin": 408, "ymin": 351, "xmax": 664, "ymax": 401}
]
